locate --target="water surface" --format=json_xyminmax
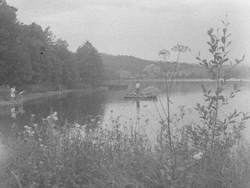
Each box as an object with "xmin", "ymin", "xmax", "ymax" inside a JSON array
[{"xmin": 1, "ymin": 80, "xmax": 250, "ymax": 141}]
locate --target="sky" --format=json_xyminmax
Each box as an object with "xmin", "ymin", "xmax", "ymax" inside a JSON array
[{"xmin": 6, "ymin": 0, "xmax": 250, "ymax": 64}]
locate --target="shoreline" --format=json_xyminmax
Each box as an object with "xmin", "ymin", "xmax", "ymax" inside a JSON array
[
  {"xmin": 107, "ymin": 78, "xmax": 250, "ymax": 83},
  {"xmin": 0, "ymin": 87, "xmax": 107, "ymax": 107}
]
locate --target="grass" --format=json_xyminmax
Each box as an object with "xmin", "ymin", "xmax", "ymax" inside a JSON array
[{"xmin": 0, "ymin": 111, "xmax": 249, "ymax": 188}]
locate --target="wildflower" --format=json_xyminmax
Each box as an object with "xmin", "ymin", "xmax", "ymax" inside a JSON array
[
  {"xmin": 75, "ymin": 123, "xmax": 81, "ymax": 128},
  {"xmin": 51, "ymin": 112, "xmax": 58, "ymax": 121},
  {"xmin": 18, "ymin": 90, "xmax": 24, "ymax": 95},
  {"xmin": 193, "ymin": 151, "xmax": 203, "ymax": 160},
  {"xmin": 26, "ymin": 128, "xmax": 34, "ymax": 136},
  {"xmin": 11, "ymin": 107, "xmax": 16, "ymax": 119},
  {"xmin": 47, "ymin": 112, "xmax": 58, "ymax": 128}
]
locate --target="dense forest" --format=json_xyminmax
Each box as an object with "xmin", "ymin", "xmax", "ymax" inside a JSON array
[{"xmin": 0, "ymin": 0, "xmax": 104, "ymax": 90}]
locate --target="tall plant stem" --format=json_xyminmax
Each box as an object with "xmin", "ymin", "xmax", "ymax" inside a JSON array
[{"xmin": 9, "ymin": 169, "xmax": 23, "ymax": 188}]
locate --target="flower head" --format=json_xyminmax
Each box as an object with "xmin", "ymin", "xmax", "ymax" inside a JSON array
[{"xmin": 193, "ymin": 151, "xmax": 203, "ymax": 160}]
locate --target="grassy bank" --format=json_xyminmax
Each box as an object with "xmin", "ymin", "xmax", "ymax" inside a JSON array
[{"xmin": 0, "ymin": 115, "xmax": 249, "ymax": 188}]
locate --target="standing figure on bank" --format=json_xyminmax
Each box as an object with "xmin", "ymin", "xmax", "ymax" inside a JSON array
[
  {"xmin": 135, "ymin": 81, "xmax": 140, "ymax": 97},
  {"xmin": 10, "ymin": 86, "xmax": 16, "ymax": 100}
]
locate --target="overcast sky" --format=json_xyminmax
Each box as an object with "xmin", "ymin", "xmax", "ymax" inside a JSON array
[{"xmin": 7, "ymin": 0, "xmax": 250, "ymax": 64}]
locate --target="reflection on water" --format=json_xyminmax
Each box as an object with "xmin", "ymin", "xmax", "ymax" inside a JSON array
[
  {"xmin": 1, "ymin": 81, "xmax": 250, "ymax": 141},
  {"xmin": 0, "ymin": 92, "xmax": 107, "ymax": 135}
]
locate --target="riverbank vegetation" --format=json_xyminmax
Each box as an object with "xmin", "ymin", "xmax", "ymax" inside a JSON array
[{"xmin": 0, "ymin": 1, "xmax": 104, "ymax": 91}]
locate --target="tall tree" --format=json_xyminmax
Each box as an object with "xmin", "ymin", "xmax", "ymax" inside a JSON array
[
  {"xmin": 0, "ymin": 0, "xmax": 19, "ymax": 85},
  {"xmin": 0, "ymin": 0, "xmax": 106, "ymax": 89},
  {"xmin": 76, "ymin": 41, "xmax": 104, "ymax": 86},
  {"xmin": 52, "ymin": 39, "xmax": 76, "ymax": 87}
]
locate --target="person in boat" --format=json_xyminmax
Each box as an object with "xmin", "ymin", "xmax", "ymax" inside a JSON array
[{"xmin": 135, "ymin": 81, "xmax": 141, "ymax": 96}]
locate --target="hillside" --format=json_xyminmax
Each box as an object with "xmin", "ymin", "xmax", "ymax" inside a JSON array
[
  {"xmin": 101, "ymin": 54, "xmax": 153, "ymax": 76},
  {"xmin": 101, "ymin": 53, "xmax": 250, "ymax": 79}
]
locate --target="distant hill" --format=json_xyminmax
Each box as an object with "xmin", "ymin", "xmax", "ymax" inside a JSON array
[
  {"xmin": 101, "ymin": 53, "xmax": 250, "ymax": 80},
  {"xmin": 101, "ymin": 54, "xmax": 153, "ymax": 76}
]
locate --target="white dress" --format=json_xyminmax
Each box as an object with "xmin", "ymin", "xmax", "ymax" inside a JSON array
[
  {"xmin": 10, "ymin": 88, "xmax": 16, "ymax": 98},
  {"xmin": 136, "ymin": 83, "xmax": 140, "ymax": 89}
]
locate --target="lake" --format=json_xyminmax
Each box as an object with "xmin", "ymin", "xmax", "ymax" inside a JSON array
[{"xmin": 1, "ymin": 80, "xmax": 250, "ymax": 142}]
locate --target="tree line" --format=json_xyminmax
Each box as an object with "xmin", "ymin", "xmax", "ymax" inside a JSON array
[{"xmin": 0, "ymin": 0, "xmax": 104, "ymax": 90}]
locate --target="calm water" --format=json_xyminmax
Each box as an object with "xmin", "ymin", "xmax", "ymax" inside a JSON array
[{"xmin": 1, "ymin": 80, "xmax": 250, "ymax": 141}]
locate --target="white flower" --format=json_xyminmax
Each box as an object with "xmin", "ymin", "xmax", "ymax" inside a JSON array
[
  {"xmin": 75, "ymin": 123, "xmax": 80, "ymax": 128},
  {"xmin": 52, "ymin": 112, "xmax": 58, "ymax": 121},
  {"xmin": 193, "ymin": 151, "xmax": 203, "ymax": 160}
]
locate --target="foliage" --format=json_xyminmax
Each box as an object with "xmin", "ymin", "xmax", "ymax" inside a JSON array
[
  {"xmin": 76, "ymin": 41, "xmax": 104, "ymax": 86},
  {"xmin": 151, "ymin": 19, "xmax": 250, "ymax": 188},
  {"xmin": 186, "ymin": 19, "xmax": 249, "ymax": 187},
  {"xmin": 0, "ymin": 1, "xmax": 104, "ymax": 89},
  {"xmin": 156, "ymin": 43, "xmax": 191, "ymax": 188},
  {"xmin": 1, "ymin": 115, "xmax": 153, "ymax": 188}
]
